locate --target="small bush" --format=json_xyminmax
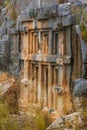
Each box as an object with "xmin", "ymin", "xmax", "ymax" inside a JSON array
[
  {"xmin": 36, "ymin": 113, "xmax": 46, "ymax": 130},
  {"xmin": 80, "ymin": 25, "xmax": 87, "ymax": 42},
  {"xmin": 0, "ymin": 98, "xmax": 18, "ymax": 130}
]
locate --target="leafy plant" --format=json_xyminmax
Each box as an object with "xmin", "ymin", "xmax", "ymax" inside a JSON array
[
  {"xmin": 36, "ymin": 113, "xmax": 46, "ymax": 130},
  {"xmin": 80, "ymin": 25, "xmax": 87, "ymax": 42}
]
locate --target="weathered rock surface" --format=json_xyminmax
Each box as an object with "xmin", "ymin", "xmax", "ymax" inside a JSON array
[
  {"xmin": 79, "ymin": 0, "xmax": 87, "ymax": 3},
  {"xmin": 0, "ymin": 1, "xmax": 87, "ymax": 130},
  {"xmin": 47, "ymin": 77, "xmax": 87, "ymax": 130},
  {"xmin": 47, "ymin": 96, "xmax": 87, "ymax": 130},
  {"xmin": 73, "ymin": 78, "xmax": 87, "ymax": 97},
  {"xmin": 0, "ymin": 73, "xmax": 15, "ymax": 95},
  {"xmin": 0, "ymin": 73, "xmax": 20, "ymax": 113},
  {"xmin": 47, "ymin": 112, "xmax": 83, "ymax": 130}
]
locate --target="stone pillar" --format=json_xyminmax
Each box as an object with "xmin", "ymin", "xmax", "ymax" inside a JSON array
[
  {"xmin": 20, "ymin": 61, "xmax": 29, "ymax": 111},
  {"xmin": 36, "ymin": 34, "xmax": 39, "ymax": 54},
  {"xmin": 44, "ymin": 67, "xmax": 48, "ymax": 107},
  {"xmin": 53, "ymin": 68, "xmax": 59, "ymax": 110},
  {"xmin": 33, "ymin": 65, "xmax": 36, "ymax": 103},
  {"xmin": 38, "ymin": 63, "xmax": 42, "ymax": 106},
  {"xmin": 22, "ymin": 32, "xmax": 29, "ymax": 82},
  {"xmin": 66, "ymin": 27, "xmax": 71, "ymax": 56},
  {"xmin": 28, "ymin": 31, "xmax": 30, "ymax": 54},
  {"xmin": 29, "ymin": 63, "xmax": 33, "ymax": 103},
  {"xmin": 57, "ymin": 66, "xmax": 64, "ymax": 114},
  {"xmin": 35, "ymin": 66, "xmax": 38, "ymax": 104},
  {"xmin": 32, "ymin": 33, "xmax": 35, "ymax": 53},
  {"xmin": 42, "ymin": 33, "xmax": 45, "ymax": 54},
  {"xmin": 20, "ymin": 32, "xmax": 29, "ymax": 111},
  {"xmin": 49, "ymin": 31, "xmax": 52, "ymax": 55},
  {"xmin": 38, "ymin": 31, "xmax": 42, "ymax": 52},
  {"xmin": 23, "ymin": 60, "xmax": 29, "ymax": 81},
  {"xmin": 58, "ymin": 31, "xmax": 64, "ymax": 57},
  {"xmin": 30, "ymin": 31, "xmax": 32, "ymax": 54},
  {"xmin": 48, "ymin": 64, "xmax": 52, "ymax": 108}
]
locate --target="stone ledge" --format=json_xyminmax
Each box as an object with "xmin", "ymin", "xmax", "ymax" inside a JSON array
[{"xmin": 20, "ymin": 54, "xmax": 71, "ymax": 64}]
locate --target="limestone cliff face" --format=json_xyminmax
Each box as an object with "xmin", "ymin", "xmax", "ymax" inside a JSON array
[
  {"xmin": 0, "ymin": 0, "xmax": 87, "ymax": 130},
  {"xmin": 9, "ymin": 0, "xmax": 32, "ymax": 14}
]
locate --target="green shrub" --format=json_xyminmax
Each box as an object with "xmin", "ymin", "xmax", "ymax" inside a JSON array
[
  {"xmin": 80, "ymin": 25, "xmax": 87, "ymax": 42},
  {"xmin": 0, "ymin": 98, "xmax": 18, "ymax": 130},
  {"xmin": 36, "ymin": 113, "xmax": 46, "ymax": 130}
]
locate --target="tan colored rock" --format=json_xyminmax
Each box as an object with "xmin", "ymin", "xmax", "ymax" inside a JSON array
[{"xmin": 50, "ymin": 111, "xmax": 59, "ymax": 121}]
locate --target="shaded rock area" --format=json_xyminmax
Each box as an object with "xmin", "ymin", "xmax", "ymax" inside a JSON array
[
  {"xmin": 47, "ymin": 112, "xmax": 82, "ymax": 130},
  {"xmin": 73, "ymin": 78, "xmax": 87, "ymax": 97},
  {"xmin": 47, "ymin": 78, "xmax": 87, "ymax": 130},
  {"xmin": 3, "ymin": 79, "xmax": 20, "ymax": 114},
  {"xmin": 47, "ymin": 100, "xmax": 87, "ymax": 130},
  {"xmin": 0, "ymin": 73, "xmax": 15, "ymax": 95},
  {"xmin": 0, "ymin": 73, "xmax": 20, "ymax": 114}
]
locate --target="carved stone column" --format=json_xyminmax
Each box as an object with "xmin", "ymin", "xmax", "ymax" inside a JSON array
[{"xmin": 38, "ymin": 63, "xmax": 42, "ymax": 106}]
